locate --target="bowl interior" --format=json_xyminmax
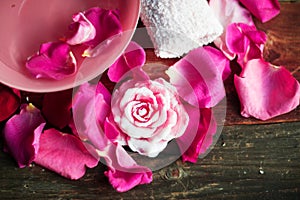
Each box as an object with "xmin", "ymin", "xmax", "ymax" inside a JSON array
[{"xmin": 0, "ymin": 0, "xmax": 140, "ymax": 92}]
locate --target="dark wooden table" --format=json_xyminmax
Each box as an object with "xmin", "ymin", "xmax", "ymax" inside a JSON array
[{"xmin": 1, "ymin": 2, "xmax": 300, "ymax": 200}]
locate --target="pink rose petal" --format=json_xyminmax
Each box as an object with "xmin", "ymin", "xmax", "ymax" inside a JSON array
[
  {"xmin": 103, "ymin": 144, "xmax": 152, "ymax": 192},
  {"xmin": 166, "ymin": 47, "xmax": 226, "ymax": 108},
  {"xmin": 67, "ymin": 7, "xmax": 122, "ymax": 56},
  {"xmin": 209, "ymin": 0, "xmax": 254, "ymax": 60},
  {"xmin": 239, "ymin": 0, "xmax": 280, "ymax": 23},
  {"xmin": 226, "ymin": 23, "xmax": 267, "ymax": 66},
  {"xmin": 26, "ymin": 42, "xmax": 77, "ymax": 80},
  {"xmin": 177, "ymin": 107, "xmax": 217, "ymax": 163},
  {"xmin": 0, "ymin": 84, "xmax": 20, "ymax": 122},
  {"xmin": 3, "ymin": 104, "xmax": 45, "ymax": 168},
  {"xmin": 34, "ymin": 129, "xmax": 98, "ymax": 180},
  {"xmin": 108, "ymin": 42, "xmax": 146, "ymax": 82},
  {"xmin": 234, "ymin": 58, "xmax": 300, "ymax": 120},
  {"xmin": 42, "ymin": 89, "xmax": 72, "ymax": 129}
]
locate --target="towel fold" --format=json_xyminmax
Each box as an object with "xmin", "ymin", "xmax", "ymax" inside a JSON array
[{"xmin": 140, "ymin": 0, "xmax": 223, "ymax": 58}]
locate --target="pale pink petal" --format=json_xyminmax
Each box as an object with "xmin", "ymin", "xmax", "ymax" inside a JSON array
[
  {"xmin": 0, "ymin": 84, "xmax": 20, "ymax": 122},
  {"xmin": 209, "ymin": 0, "xmax": 254, "ymax": 59},
  {"xmin": 103, "ymin": 144, "xmax": 152, "ymax": 192},
  {"xmin": 239, "ymin": 0, "xmax": 280, "ymax": 23},
  {"xmin": 3, "ymin": 104, "xmax": 45, "ymax": 168},
  {"xmin": 226, "ymin": 23, "xmax": 267, "ymax": 66},
  {"xmin": 72, "ymin": 83, "xmax": 111, "ymax": 149},
  {"xmin": 34, "ymin": 129, "xmax": 98, "ymax": 180},
  {"xmin": 66, "ymin": 12, "xmax": 96, "ymax": 45},
  {"xmin": 26, "ymin": 42, "xmax": 77, "ymax": 80},
  {"xmin": 108, "ymin": 42, "xmax": 146, "ymax": 82},
  {"xmin": 234, "ymin": 59, "xmax": 300, "ymax": 120},
  {"xmin": 166, "ymin": 47, "xmax": 226, "ymax": 108},
  {"xmin": 177, "ymin": 106, "xmax": 217, "ymax": 163},
  {"xmin": 42, "ymin": 89, "xmax": 72, "ymax": 129}
]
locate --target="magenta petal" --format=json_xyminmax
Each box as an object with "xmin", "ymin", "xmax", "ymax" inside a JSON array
[
  {"xmin": 67, "ymin": 7, "xmax": 122, "ymax": 54},
  {"xmin": 34, "ymin": 129, "xmax": 98, "ymax": 180},
  {"xmin": 226, "ymin": 23, "xmax": 267, "ymax": 66},
  {"xmin": 239, "ymin": 0, "xmax": 280, "ymax": 23},
  {"xmin": 3, "ymin": 104, "xmax": 45, "ymax": 168},
  {"xmin": 177, "ymin": 107, "xmax": 217, "ymax": 163},
  {"xmin": 166, "ymin": 47, "xmax": 226, "ymax": 108},
  {"xmin": 234, "ymin": 59, "xmax": 300, "ymax": 120},
  {"xmin": 104, "ymin": 144, "xmax": 152, "ymax": 192},
  {"xmin": 42, "ymin": 89, "xmax": 72, "ymax": 129},
  {"xmin": 26, "ymin": 42, "xmax": 77, "ymax": 80},
  {"xmin": 108, "ymin": 42, "xmax": 146, "ymax": 82},
  {"xmin": 209, "ymin": 0, "xmax": 254, "ymax": 59}
]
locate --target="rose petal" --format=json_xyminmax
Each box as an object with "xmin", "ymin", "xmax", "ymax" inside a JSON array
[
  {"xmin": 226, "ymin": 23, "xmax": 267, "ymax": 66},
  {"xmin": 26, "ymin": 42, "xmax": 77, "ymax": 80},
  {"xmin": 177, "ymin": 107, "xmax": 217, "ymax": 163},
  {"xmin": 209, "ymin": 0, "xmax": 254, "ymax": 59},
  {"xmin": 239, "ymin": 0, "xmax": 280, "ymax": 23},
  {"xmin": 103, "ymin": 144, "xmax": 152, "ymax": 192},
  {"xmin": 203, "ymin": 46, "xmax": 231, "ymax": 80},
  {"xmin": 108, "ymin": 42, "xmax": 146, "ymax": 82},
  {"xmin": 66, "ymin": 7, "xmax": 122, "ymax": 57},
  {"xmin": 72, "ymin": 83, "xmax": 111, "ymax": 149},
  {"xmin": 0, "ymin": 84, "xmax": 20, "ymax": 122},
  {"xmin": 234, "ymin": 58, "xmax": 300, "ymax": 120},
  {"xmin": 42, "ymin": 89, "xmax": 72, "ymax": 129},
  {"xmin": 34, "ymin": 129, "xmax": 98, "ymax": 180},
  {"xmin": 166, "ymin": 47, "xmax": 226, "ymax": 108},
  {"xmin": 3, "ymin": 104, "xmax": 45, "ymax": 168}
]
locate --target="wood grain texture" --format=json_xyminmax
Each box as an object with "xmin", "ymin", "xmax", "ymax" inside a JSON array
[
  {"xmin": 0, "ymin": 122, "xmax": 299, "ymax": 200},
  {"xmin": 0, "ymin": 2, "xmax": 300, "ymax": 200}
]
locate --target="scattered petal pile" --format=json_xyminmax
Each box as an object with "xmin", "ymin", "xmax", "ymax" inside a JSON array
[{"xmin": 1, "ymin": 0, "xmax": 300, "ymax": 193}]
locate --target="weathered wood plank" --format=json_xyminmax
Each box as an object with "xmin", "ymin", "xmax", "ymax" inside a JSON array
[{"xmin": 0, "ymin": 122, "xmax": 299, "ymax": 199}]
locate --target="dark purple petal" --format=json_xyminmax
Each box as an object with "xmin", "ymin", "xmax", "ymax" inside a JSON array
[
  {"xmin": 26, "ymin": 42, "xmax": 77, "ymax": 80},
  {"xmin": 0, "ymin": 84, "xmax": 20, "ymax": 122},
  {"xmin": 239, "ymin": 0, "xmax": 280, "ymax": 23},
  {"xmin": 166, "ymin": 47, "xmax": 226, "ymax": 108},
  {"xmin": 34, "ymin": 129, "xmax": 98, "ymax": 180},
  {"xmin": 108, "ymin": 42, "xmax": 146, "ymax": 82},
  {"xmin": 42, "ymin": 89, "xmax": 72, "ymax": 129},
  {"xmin": 3, "ymin": 104, "xmax": 45, "ymax": 168}
]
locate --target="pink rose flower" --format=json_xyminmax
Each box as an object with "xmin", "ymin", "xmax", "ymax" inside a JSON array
[{"xmin": 108, "ymin": 78, "xmax": 189, "ymax": 158}]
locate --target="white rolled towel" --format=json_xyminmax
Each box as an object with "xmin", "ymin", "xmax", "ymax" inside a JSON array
[{"xmin": 140, "ymin": 0, "xmax": 223, "ymax": 58}]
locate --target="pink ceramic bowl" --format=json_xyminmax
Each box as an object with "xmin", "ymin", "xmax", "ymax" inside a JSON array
[{"xmin": 0, "ymin": 0, "xmax": 140, "ymax": 92}]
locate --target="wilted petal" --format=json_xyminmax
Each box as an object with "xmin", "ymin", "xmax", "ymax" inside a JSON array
[
  {"xmin": 166, "ymin": 47, "xmax": 226, "ymax": 108},
  {"xmin": 0, "ymin": 84, "xmax": 20, "ymax": 122},
  {"xmin": 34, "ymin": 129, "xmax": 98, "ymax": 180},
  {"xmin": 26, "ymin": 42, "xmax": 77, "ymax": 80},
  {"xmin": 234, "ymin": 59, "xmax": 300, "ymax": 120},
  {"xmin": 3, "ymin": 104, "xmax": 45, "ymax": 168},
  {"xmin": 42, "ymin": 89, "xmax": 72, "ymax": 129},
  {"xmin": 177, "ymin": 106, "xmax": 217, "ymax": 163},
  {"xmin": 239, "ymin": 0, "xmax": 280, "ymax": 23},
  {"xmin": 209, "ymin": 0, "xmax": 254, "ymax": 59},
  {"xmin": 226, "ymin": 23, "xmax": 267, "ymax": 66},
  {"xmin": 108, "ymin": 42, "xmax": 146, "ymax": 82},
  {"xmin": 103, "ymin": 144, "xmax": 152, "ymax": 192}
]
